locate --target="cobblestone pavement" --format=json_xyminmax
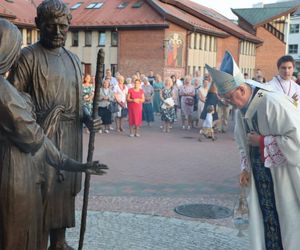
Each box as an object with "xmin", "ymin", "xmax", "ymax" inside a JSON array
[
  {"xmin": 69, "ymin": 118, "xmax": 250, "ymax": 249},
  {"xmin": 67, "ymin": 211, "xmax": 249, "ymax": 250}
]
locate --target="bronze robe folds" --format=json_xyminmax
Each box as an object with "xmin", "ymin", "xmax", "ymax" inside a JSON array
[
  {"xmin": 9, "ymin": 42, "xmax": 83, "ymax": 229},
  {"xmin": 0, "ymin": 76, "xmax": 44, "ymax": 250}
]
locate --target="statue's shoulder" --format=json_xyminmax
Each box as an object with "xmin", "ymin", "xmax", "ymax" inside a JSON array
[
  {"xmin": 63, "ymin": 48, "xmax": 81, "ymax": 63},
  {"xmin": 19, "ymin": 43, "xmax": 42, "ymax": 62}
]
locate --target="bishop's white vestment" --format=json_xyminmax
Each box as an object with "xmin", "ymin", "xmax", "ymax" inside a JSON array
[{"xmin": 235, "ymin": 87, "xmax": 300, "ymax": 250}]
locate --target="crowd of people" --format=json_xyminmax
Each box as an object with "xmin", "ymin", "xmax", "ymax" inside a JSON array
[
  {"xmin": 82, "ymin": 68, "xmax": 234, "ymax": 140},
  {"xmin": 81, "ymin": 53, "xmax": 300, "ymax": 144}
]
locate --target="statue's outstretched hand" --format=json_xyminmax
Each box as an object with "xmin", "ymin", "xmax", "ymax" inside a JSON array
[{"xmin": 83, "ymin": 161, "xmax": 108, "ymax": 175}]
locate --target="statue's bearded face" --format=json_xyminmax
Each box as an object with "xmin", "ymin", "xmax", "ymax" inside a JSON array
[{"xmin": 39, "ymin": 15, "xmax": 69, "ymax": 49}]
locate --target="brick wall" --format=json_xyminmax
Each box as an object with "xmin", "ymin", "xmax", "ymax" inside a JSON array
[
  {"xmin": 118, "ymin": 29, "xmax": 165, "ymax": 78},
  {"xmin": 255, "ymin": 26, "xmax": 285, "ymax": 81},
  {"xmin": 216, "ymin": 36, "xmax": 240, "ymax": 67}
]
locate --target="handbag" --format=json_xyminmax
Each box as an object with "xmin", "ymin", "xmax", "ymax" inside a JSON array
[
  {"xmin": 121, "ymin": 107, "xmax": 128, "ymax": 117},
  {"xmin": 108, "ymin": 101, "xmax": 118, "ymax": 113},
  {"xmin": 185, "ymin": 97, "xmax": 194, "ymax": 106}
]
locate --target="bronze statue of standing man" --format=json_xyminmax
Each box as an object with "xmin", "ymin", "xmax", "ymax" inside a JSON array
[{"xmin": 9, "ymin": 0, "xmax": 100, "ymax": 249}]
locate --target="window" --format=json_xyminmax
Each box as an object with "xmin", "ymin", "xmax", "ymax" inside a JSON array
[
  {"xmin": 72, "ymin": 31, "xmax": 79, "ymax": 46},
  {"xmin": 111, "ymin": 31, "xmax": 118, "ymax": 47},
  {"xmin": 193, "ymin": 66, "xmax": 197, "ymax": 76},
  {"xmin": 85, "ymin": 31, "xmax": 92, "ymax": 46},
  {"xmin": 289, "ymin": 44, "xmax": 298, "ymax": 54},
  {"xmin": 210, "ymin": 37, "xmax": 214, "ymax": 52},
  {"xmin": 117, "ymin": 2, "xmax": 129, "ymax": 9},
  {"xmin": 84, "ymin": 64, "xmax": 91, "ymax": 76},
  {"xmin": 111, "ymin": 64, "xmax": 118, "ymax": 76},
  {"xmin": 94, "ymin": 3, "xmax": 103, "ymax": 8},
  {"xmin": 213, "ymin": 37, "xmax": 217, "ymax": 52},
  {"xmin": 199, "ymin": 35, "xmax": 202, "ymax": 50},
  {"xmin": 86, "ymin": 3, "xmax": 96, "ymax": 8},
  {"xmin": 240, "ymin": 42, "xmax": 244, "ymax": 55},
  {"xmin": 19, "ymin": 28, "xmax": 23, "ymax": 44},
  {"xmin": 26, "ymin": 29, "xmax": 32, "ymax": 45},
  {"xmin": 194, "ymin": 33, "xmax": 197, "ymax": 49},
  {"xmin": 213, "ymin": 37, "xmax": 216, "ymax": 52},
  {"xmin": 290, "ymin": 24, "xmax": 299, "ymax": 34},
  {"xmin": 205, "ymin": 36, "xmax": 209, "ymax": 51},
  {"xmin": 70, "ymin": 2, "xmax": 83, "ymax": 10},
  {"xmin": 98, "ymin": 31, "xmax": 106, "ymax": 46},
  {"xmin": 86, "ymin": 2, "xmax": 103, "ymax": 9},
  {"xmin": 251, "ymin": 44, "xmax": 256, "ymax": 56},
  {"xmin": 189, "ymin": 34, "xmax": 193, "ymax": 49},
  {"xmin": 132, "ymin": 1, "xmax": 143, "ymax": 8}
]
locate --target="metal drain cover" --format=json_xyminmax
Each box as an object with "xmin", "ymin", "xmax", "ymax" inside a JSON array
[{"xmin": 174, "ymin": 204, "xmax": 232, "ymax": 219}]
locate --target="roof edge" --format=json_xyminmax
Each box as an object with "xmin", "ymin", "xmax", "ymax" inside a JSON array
[
  {"xmin": 253, "ymin": 5, "xmax": 299, "ymax": 28},
  {"xmin": 232, "ymin": 5, "xmax": 300, "ymax": 28},
  {"xmin": 69, "ymin": 23, "xmax": 169, "ymax": 30},
  {"xmin": 147, "ymin": 0, "xmax": 229, "ymax": 38},
  {"xmin": 159, "ymin": 0, "xmax": 262, "ymax": 44},
  {"xmin": 146, "ymin": 0, "xmax": 167, "ymax": 18},
  {"xmin": 0, "ymin": 12, "xmax": 16, "ymax": 19}
]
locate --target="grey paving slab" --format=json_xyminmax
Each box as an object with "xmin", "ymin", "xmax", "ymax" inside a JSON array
[
  {"xmin": 67, "ymin": 211, "xmax": 249, "ymax": 250},
  {"xmin": 75, "ymin": 195, "xmax": 238, "ymax": 227}
]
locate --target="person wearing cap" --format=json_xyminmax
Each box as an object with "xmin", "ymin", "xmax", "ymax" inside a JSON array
[
  {"xmin": 0, "ymin": 18, "xmax": 107, "ymax": 250},
  {"xmin": 206, "ymin": 51, "xmax": 300, "ymax": 250}
]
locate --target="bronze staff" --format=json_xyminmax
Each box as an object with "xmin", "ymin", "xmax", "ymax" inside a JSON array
[{"xmin": 79, "ymin": 48, "xmax": 105, "ymax": 250}]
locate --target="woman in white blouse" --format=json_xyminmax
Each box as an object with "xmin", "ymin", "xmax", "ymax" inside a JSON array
[{"xmin": 114, "ymin": 75, "xmax": 128, "ymax": 132}]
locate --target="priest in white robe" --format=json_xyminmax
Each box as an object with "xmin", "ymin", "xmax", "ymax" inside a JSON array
[{"xmin": 206, "ymin": 51, "xmax": 300, "ymax": 250}]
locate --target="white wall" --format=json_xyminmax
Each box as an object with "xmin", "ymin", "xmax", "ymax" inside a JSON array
[
  {"xmin": 65, "ymin": 30, "xmax": 118, "ymax": 77},
  {"xmin": 288, "ymin": 16, "xmax": 300, "ymax": 63}
]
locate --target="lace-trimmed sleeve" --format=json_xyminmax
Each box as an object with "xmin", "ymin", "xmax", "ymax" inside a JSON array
[
  {"xmin": 264, "ymin": 135, "xmax": 287, "ymax": 168},
  {"xmin": 240, "ymin": 155, "xmax": 250, "ymax": 171}
]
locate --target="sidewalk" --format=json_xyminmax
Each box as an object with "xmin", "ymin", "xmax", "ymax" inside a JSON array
[
  {"xmin": 67, "ymin": 210, "xmax": 249, "ymax": 250},
  {"xmin": 70, "ymin": 118, "xmax": 250, "ymax": 249}
]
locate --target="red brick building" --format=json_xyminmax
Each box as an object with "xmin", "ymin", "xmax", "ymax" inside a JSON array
[
  {"xmin": 66, "ymin": 0, "xmax": 262, "ymax": 78},
  {"xmin": 0, "ymin": 0, "xmax": 297, "ymax": 80}
]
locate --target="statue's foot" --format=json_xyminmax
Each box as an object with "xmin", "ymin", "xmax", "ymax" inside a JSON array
[{"xmin": 48, "ymin": 242, "xmax": 74, "ymax": 250}]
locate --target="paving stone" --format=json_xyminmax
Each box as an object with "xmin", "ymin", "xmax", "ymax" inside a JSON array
[
  {"xmin": 67, "ymin": 211, "xmax": 249, "ymax": 250},
  {"xmin": 71, "ymin": 119, "xmax": 251, "ymax": 249}
]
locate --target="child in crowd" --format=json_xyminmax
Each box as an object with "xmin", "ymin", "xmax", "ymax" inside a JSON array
[{"xmin": 199, "ymin": 105, "xmax": 215, "ymax": 141}]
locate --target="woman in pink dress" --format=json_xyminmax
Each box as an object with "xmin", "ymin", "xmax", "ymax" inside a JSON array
[{"xmin": 127, "ymin": 79, "xmax": 145, "ymax": 137}]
